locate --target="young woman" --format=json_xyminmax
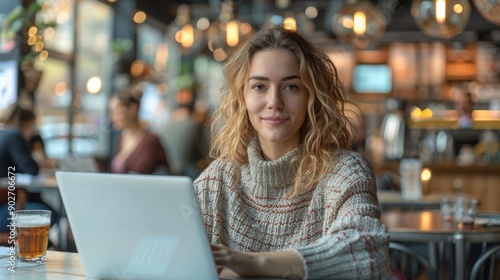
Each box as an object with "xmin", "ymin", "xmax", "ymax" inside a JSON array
[
  {"xmin": 194, "ymin": 26, "xmax": 391, "ymax": 279},
  {"xmin": 109, "ymin": 86, "xmax": 169, "ymax": 174}
]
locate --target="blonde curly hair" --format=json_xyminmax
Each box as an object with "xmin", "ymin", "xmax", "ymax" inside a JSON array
[{"xmin": 210, "ymin": 25, "xmax": 351, "ymax": 195}]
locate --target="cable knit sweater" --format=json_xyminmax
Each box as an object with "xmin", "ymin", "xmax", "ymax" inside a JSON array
[{"xmin": 194, "ymin": 140, "xmax": 391, "ymax": 279}]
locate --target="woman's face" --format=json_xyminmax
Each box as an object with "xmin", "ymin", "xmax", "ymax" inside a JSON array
[
  {"xmin": 244, "ymin": 49, "xmax": 308, "ymax": 156},
  {"xmin": 108, "ymin": 97, "xmax": 136, "ymax": 130}
]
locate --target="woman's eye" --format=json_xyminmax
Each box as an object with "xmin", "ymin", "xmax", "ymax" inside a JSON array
[
  {"xmin": 252, "ymin": 84, "xmax": 265, "ymax": 91},
  {"xmin": 284, "ymin": 84, "xmax": 298, "ymax": 91}
]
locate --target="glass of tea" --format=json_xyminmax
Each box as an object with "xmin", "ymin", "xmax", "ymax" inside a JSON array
[
  {"xmin": 454, "ymin": 198, "xmax": 478, "ymax": 229},
  {"xmin": 12, "ymin": 210, "xmax": 51, "ymax": 262}
]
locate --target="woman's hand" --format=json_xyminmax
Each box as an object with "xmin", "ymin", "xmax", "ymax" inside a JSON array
[
  {"xmin": 211, "ymin": 244, "xmax": 261, "ymax": 277},
  {"xmin": 211, "ymin": 244, "xmax": 305, "ymax": 279}
]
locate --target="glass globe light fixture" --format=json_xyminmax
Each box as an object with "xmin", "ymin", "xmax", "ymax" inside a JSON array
[
  {"xmin": 166, "ymin": 4, "xmax": 205, "ymax": 53},
  {"xmin": 412, "ymin": 0, "xmax": 471, "ymax": 39},
  {"xmin": 332, "ymin": 0, "xmax": 386, "ymax": 49},
  {"xmin": 205, "ymin": 0, "xmax": 253, "ymax": 62},
  {"xmin": 473, "ymin": 0, "xmax": 500, "ymax": 25}
]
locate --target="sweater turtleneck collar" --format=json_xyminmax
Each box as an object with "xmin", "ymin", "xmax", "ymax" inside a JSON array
[{"xmin": 246, "ymin": 138, "xmax": 300, "ymax": 194}]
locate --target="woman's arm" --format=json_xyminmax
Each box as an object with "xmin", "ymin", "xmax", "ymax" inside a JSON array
[
  {"xmin": 212, "ymin": 215, "xmax": 389, "ymax": 279},
  {"xmin": 30, "ymin": 135, "xmax": 56, "ymax": 169},
  {"xmin": 291, "ymin": 154, "xmax": 391, "ymax": 279},
  {"xmin": 212, "ymin": 244, "xmax": 305, "ymax": 278},
  {"xmin": 294, "ymin": 215, "xmax": 390, "ymax": 279},
  {"xmin": 211, "ymin": 153, "xmax": 391, "ymax": 279}
]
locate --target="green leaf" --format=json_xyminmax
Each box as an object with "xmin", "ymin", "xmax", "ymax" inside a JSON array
[{"xmin": 2, "ymin": 1, "xmax": 59, "ymax": 63}]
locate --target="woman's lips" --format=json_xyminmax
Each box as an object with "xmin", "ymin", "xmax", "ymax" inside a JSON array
[{"xmin": 262, "ymin": 116, "xmax": 289, "ymax": 125}]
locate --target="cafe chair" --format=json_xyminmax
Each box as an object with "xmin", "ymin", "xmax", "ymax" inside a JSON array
[
  {"xmin": 389, "ymin": 242, "xmax": 437, "ymax": 280},
  {"xmin": 469, "ymin": 244, "xmax": 500, "ymax": 280}
]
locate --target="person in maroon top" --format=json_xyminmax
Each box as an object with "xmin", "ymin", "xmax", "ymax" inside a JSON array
[{"xmin": 109, "ymin": 85, "xmax": 169, "ymax": 174}]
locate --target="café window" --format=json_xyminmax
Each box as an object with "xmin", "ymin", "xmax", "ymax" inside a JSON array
[
  {"xmin": 35, "ymin": 0, "xmax": 113, "ymax": 158},
  {"xmin": 136, "ymin": 23, "xmax": 177, "ymax": 129},
  {"xmin": 36, "ymin": 0, "xmax": 75, "ymax": 54}
]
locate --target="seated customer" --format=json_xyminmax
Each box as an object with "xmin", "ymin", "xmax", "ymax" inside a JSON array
[
  {"xmin": 0, "ymin": 104, "xmax": 55, "ymax": 232},
  {"xmin": 29, "ymin": 133, "xmax": 57, "ymax": 169},
  {"xmin": 0, "ymin": 103, "xmax": 39, "ymax": 177},
  {"xmin": 157, "ymin": 91, "xmax": 207, "ymax": 180},
  {"xmin": 194, "ymin": 25, "xmax": 391, "ymax": 278},
  {"xmin": 109, "ymin": 85, "xmax": 169, "ymax": 174}
]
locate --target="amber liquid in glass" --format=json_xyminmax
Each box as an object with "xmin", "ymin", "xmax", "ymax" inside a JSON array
[{"xmin": 16, "ymin": 224, "xmax": 50, "ymax": 261}]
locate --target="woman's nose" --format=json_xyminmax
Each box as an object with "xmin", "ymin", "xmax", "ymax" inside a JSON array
[{"xmin": 267, "ymin": 87, "xmax": 283, "ymax": 110}]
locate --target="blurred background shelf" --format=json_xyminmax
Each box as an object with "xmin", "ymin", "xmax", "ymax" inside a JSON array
[
  {"xmin": 408, "ymin": 119, "xmax": 500, "ymax": 129},
  {"xmin": 424, "ymin": 163, "xmax": 500, "ymax": 174}
]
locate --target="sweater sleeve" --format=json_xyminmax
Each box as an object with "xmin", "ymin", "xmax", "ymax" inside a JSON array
[
  {"xmin": 193, "ymin": 163, "xmax": 219, "ymax": 242},
  {"xmin": 293, "ymin": 154, "xmax": 391, "ymax": 279},
  {"xmin": 194, "ymin": 159, "xmax": 239, "ymax": 244}
]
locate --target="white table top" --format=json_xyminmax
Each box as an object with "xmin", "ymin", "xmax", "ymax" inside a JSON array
[
  {"xmin": 0, "ymin": 250, "xmax": 85, "ymax": 279},
  {"xmin": 0, "ymin": 175, "xmax": 58, "ymax": 189},
  {"xmin": 0, "ymin": 249, "xmax": 276, "ymax": 279}
]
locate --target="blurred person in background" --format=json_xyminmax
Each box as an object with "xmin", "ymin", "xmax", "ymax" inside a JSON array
[
  {"xmin": 28, "ymin": 132, "xmax": 57, "ymax": 169},
  {"xmin": 157, "ymin": 88, "xmax": 207, "ymax": 180},
  {"xmin": 0, "ymin": 103, "xmax": 39, "ymax": 177},
  {"xmin": 0, "ymin": 103, "xmax": 56, "ymax": 234},
  {"xmin": 109, "ymin": 85, "xmax": 169, "ymax": 174}
]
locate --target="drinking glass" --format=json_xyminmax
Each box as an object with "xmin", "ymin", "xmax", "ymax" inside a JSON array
[
  {"xmin": 440, "ymin": 198, "xmax": 454, "ymax": 223},
  {"xmin": 454, "ymin": 198, "xmax": 477, "ymax": 228},
  {"xmin": 12, "ymin": 210, "xmax": 51, "ymax": 262}
]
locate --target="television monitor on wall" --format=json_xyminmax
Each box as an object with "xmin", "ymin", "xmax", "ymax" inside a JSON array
[
  {"xmin": 1, "ymin": 4, "xmax": 21, "ymax": 110},
  {"xmin": 352, "ymin": 64, "xmax": 392, "ymax": 94},
  {"xmin": 0, "ymin": 60, "xmax": 18, "ymax": 109}
]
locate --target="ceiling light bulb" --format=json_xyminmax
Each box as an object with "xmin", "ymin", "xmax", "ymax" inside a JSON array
[
  {"xmin": 411, "ymin": 0, "xmax": 470, "ymax": 39},
  {"xmin": 332, "ymin": 0, "xmax": 386, "ymax": 49}
]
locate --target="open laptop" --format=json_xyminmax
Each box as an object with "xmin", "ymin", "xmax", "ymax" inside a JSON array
[{"xmin": 56, "ymin": 171, "xmax": 218, "ymax": 280}]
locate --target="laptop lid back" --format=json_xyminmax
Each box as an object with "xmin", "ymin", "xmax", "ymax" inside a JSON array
[{"xmin": 56, "ymin": 171, "xmax": 218, "ymax": 280}]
